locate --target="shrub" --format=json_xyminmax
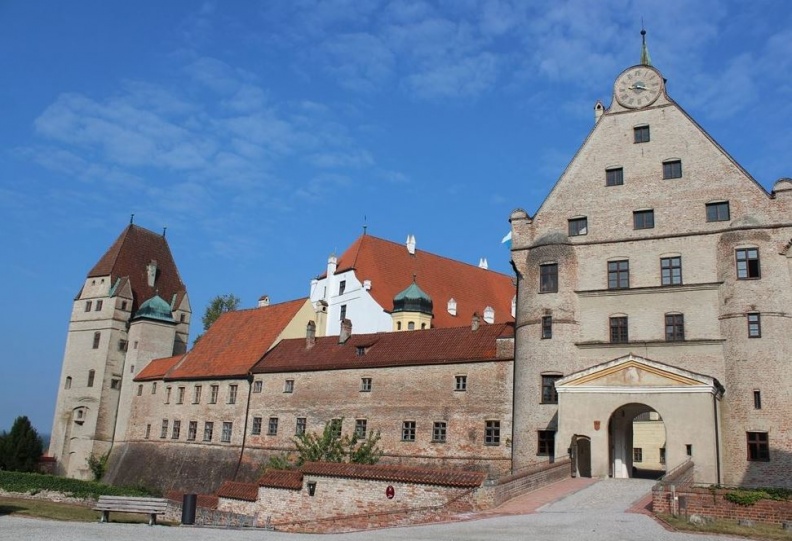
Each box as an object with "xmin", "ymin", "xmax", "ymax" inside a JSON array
[
  {"xmin": 86, "ymin": 453, "xmax": 108, "ymax": 481},
  {"xmin": 0, "ymin": 470, "xmax": 156, "ymax": 499}
]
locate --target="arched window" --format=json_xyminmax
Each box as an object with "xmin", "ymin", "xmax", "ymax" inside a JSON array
[
  {"xmin": 92, "ymin": 331, "xmax": 101, "ymax": 349},
  {"xmin": 407, "ymin": 321, "xmax": 415, "ymax": 330},
  {"xmin": 396, "ymin": 321, "xmax": 402, "ymax": 330},
  {"xmin": 65, "ymin": 376, "xmax": 72, "ymax": 390},
  {"xmin": 87, "ymin": 369, "xmax": 95, "ymax": 387}
]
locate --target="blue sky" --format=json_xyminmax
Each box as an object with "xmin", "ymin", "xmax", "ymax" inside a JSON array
[{"xmin": 1, "ymin": 0, "xmax": 791, "ymax": 436}]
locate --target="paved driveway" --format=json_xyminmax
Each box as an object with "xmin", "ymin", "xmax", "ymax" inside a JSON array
[{"xmin": 0, "ymin": 479, "xmax": 747, "ymax": 541}]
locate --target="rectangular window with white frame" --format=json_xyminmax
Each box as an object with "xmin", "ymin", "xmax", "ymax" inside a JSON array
[
  {"xmin": 402, "ymin": 421, "xmax": 416, "ymax": 442},
  {"xmin": 432, "ymin": 421, "xmax": 447, "ymax": 443},
  {"xmin": 661, "ymin": 256, "xmax": 682, "ymax": 286},
  {"xmin": 221, "ymin": 421, "xmax": 233, "ymax": 443},
  {"xmin": 455, "ymin": 375, "xmax": 467, "ymax": 391},
  {"xmin": 485, "ymin": 420, "xmax": 501, "ymax": 445},
  {"xmin": 747, "ymin": 313, "xmax": 761, "ymax": 338},
  {"xmin": 736, "ymin": 248, "xmax": 760, "ymax": 279}
]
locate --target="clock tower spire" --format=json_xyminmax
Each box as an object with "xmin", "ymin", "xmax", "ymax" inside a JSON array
[{"xmin": 640, "ymin": 27, "xmax": 652, "ymax": 66}]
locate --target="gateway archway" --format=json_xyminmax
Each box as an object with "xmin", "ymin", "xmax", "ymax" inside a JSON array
[{"xmin": 608, "ymin": 403, "xmax": 666, "ymax": 479}]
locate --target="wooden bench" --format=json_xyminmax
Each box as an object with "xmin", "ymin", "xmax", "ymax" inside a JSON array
[{"xmin": 94, "ymin": 495, "xmax": 169, "ymax": 526}]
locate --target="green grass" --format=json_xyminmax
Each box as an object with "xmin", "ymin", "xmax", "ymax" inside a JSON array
[
  {"xmin": 660, "ymin": 514, "xmax": 792, "ymax": 540},
  {"xmin": 0, "ymin": 496, "xmax": 176, "ymax": 525}
]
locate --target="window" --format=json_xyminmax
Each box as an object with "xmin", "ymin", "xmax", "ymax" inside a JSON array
[
  {"xmin": 736, "ymin": 248, "xmax": 760, "ymax": 279},
  {"xmin": 402, "ymin": 421, "xmax": 416, "ymax": 442},
  {"xmin": 85, "ymin": 300, "xmax": 92, "ymax": 312},
  {"xmin": 455, "ymin": 375, "xmax": 467, "ymax": 391},
  {"xmin": 407, "ymin": 321, "xmax": 415, "ymax": 330},
  {"xmin": 188, "ymin": 421, "xmax": 197, "ymax": 441},
  {"xmin": 92, "ymin": 331, "xmax": 101, "ymax": 349},
  {"xmin": 203, "ymin": 422, "xmax": 214, "ymax": 442},
  {"xmin": 485, "ymin": 420, "xmax": 501, "ymax": 445},
  {"xmin": 633, "ymin": 209, "xmax": 654, "ymax": 229},
  {"xmin": 251, "ymin": 417, "xmax": 262, "ymax": 435},
  {"xmin": 228, "ymin": 384, "xmax": 238, "ymax": 404},
  {"xmin": 65, "ymin": 377, "xmax": 72, "ymax": 390},
  {"xmin": 747, "ymin": 432, "xmax": 769, "ymax": 461},
  {"xmin": 606, "ymin": 167, "xmax": 624, "ymax": 186},
  {"xmin": 267, "ymin": 417, "xmax": 278, "ymax": 436},
  {"xmin": 160, "ymin": 419, "xmax": 169, "ymax": 439},
  {"xmin": 633, "ymin": 447, "xmax": 643, "ymax": 462},
  {"xmin": 665, "ymin": 314, "xmax": 685, "ymax": 341},
  {"xmin": 87, "ymin": 370, "xmax": 95, "ymax": 388},
  {"xmin": 753, "ymin": 390, "xmax": 762, "ymax": 410},
  {"xmin": 330, "ymin": 419, "xmax": 342, "ymax": 438},
  {"xmin": 541, "ymin": 316, "xmax": 552, "ymax": 339},
  {"xmin": 172, "ymin": 420, "xmax": 181, "ymax": 439},
  {"xmin": 145, "ymin": 424, "xmax": 151, "ymax": 439},
  {"xmin": 95, "ymin": 300, "xmax": 103, "ymax": 311},
  {"xmin": 252, "ymin": 380, "xmax": 262, "ymax": 393},
  {"xmin": 660, "ymin": 447, "xmax": 666, "ymax": 465},
  {"xmin": 296, "ymin": 417, "xmax": 307, "ymax": 436},
  {"xmin": 686, "ymin": 444, "xmax": 693, "ymax": 456},
  {"xmin": 152, "ymin": 382, "xmax": 156, "ymax": 394},
  {"xmin": 180, "ymin": 313, "xmax": 186, "ymax": 322},
  {"xmin": 538, "ymin": 430, "xmax": 555, "ymax": 456},
  {"xmin": 661, "ymin": 257, "xmax": 682, "ymax": 286},
  {"xmin": 634, "ymin": 125, "xmax": 650, "ymax": 143},
  {"xmin": 540, "ymin": 263, "xmax": 558, "ymax": 293},
  {"xmin": 541, "ymin": 375, "xmax": 561, "ymax": 404},
  {"xmin": 568, "ymin": 217, "xmax": 588, "ymax": 236},
  {"xmin": 432, "ymin": 421, "xmax": 447, "ymax": 443},
  {"xmin": 177, "ymin": 387, "xmax": 185, "ymax": 404},
  {"xmin": 119, "ymin": 339, "xmax": 128, "ymax": 352},
  {"xmin": 355, "ymin": 419, "xmax": 367, "ymax": 438},
  {"xmin": 663, "ymin": 160, "xmax": 682, "ymax": 179},
  {"xmin": 284, "ymin": 379, "xmax": 294, "ymax": 393},
  {"xmin": 165, "ymin": 386, "xmax": 172, "ymax": 404},
  {"xmin": 396, "ymin": 322, "xmax": 402, "ymax": 330},
  {"xmin": 610, "ymin": 316, "xmax": 629, "ymax": 344},
  {"xmin": 121, "ymin": 301, "xmax": 128, "ymax": 311},
  {"xmin": 210, "ymin": 385, "xmax": 219, "ymax": 404},
  {"xmin": 706, "ymin": 201, "xmax": 730, "ymax": 222},
  {"xmin": 608, "ymin": 260, "xmax": 629, "ymax": 289},
  {"xmin": 360, "ymin": 378, "xmax": 372, "ymax": 392},
  {"xmin": 747, "ymin": 313, "xmax": 761, "ymax": 338},
  {"xmin": 338, "ymin": 280, "xmax": 346, "ymax": 295},
  {"xmin": 193, "ymin": 385, "xmax": 202, "ymax": 404},
  {"xmin": 340, "ymin": 304, "xmax": 347, "ymax": 321},
  {"xmin": 111, "ymin": 378, "xmax": 121, "ymax": 390},
  {"xmin": 221, "ymin": 422, "xmax": 233, "ymax": 443}
]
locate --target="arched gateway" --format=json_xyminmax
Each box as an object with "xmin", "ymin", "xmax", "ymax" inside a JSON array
[{"xmin": 555, "ymin": 355, "xmax": 724, "ymax": 483}]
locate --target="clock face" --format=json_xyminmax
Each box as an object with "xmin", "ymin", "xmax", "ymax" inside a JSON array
[{"xmin": 614, "ymin": 66, "xmax": 663, "ymax": 109}]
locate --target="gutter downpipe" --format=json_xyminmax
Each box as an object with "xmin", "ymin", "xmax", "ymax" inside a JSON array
[
  {"xmin": 234, "ymin": 373, "xmax": 254, "ymax": 480},
  {"xmin": 713, "ymin": 390, "xmax": 721, "ymax": 485},
  {"xmin": 509, "ymin": 256, "xmax": 521, "ymax": 475}
]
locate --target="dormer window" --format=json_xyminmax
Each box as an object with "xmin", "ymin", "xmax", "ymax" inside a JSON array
[
  {"xmin": 483, "ymin": 306, "xmax": 495, "ymax": 324},
  {"xmin": 356, "ymin": 346, "xmax": 366, "ymax": 356},
  {"xmin": 447, "ymin": 298, "xmax": 457, "ymax": 316}
]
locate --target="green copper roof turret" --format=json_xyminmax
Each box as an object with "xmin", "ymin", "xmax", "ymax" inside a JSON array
[
  {"xmin": 392, "ymin": 279, "xmax": 433, "ymax": 315},
  {"xmin": 133, "ymin": 294, "xmax": 175, "ymax": 323}
]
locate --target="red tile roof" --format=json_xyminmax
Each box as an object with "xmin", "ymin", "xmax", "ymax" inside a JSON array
[
  {"xmin": 252, "ymin": 323, "xmax": 512, "ymax": 373},
  {"xmin": 135, "ymin": 355, "xmax": 183, "ymax": 381},
  {"xmin": 162, "ymin": 298, "xmax": 307, "ymax": 380},
  {"xmin": 87, "ymin": 224, "xmax": 187, "ymax": 313},
  {"xmin": 328, "ymin": 235, "xmax": 514, "ymax": 328},
  {"xmin": 258, "ymin": 470, "xmax": 304, "ymax": 490},
  {"xmin": 301, "ymin": 462, "xmax": 486, "ymax": 488},
  {"xmin": 216, "ymin": 481, "xmax": 259, "ymax": 502}
]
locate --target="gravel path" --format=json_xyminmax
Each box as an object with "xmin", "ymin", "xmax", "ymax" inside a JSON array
[{"xmin": 0, "ymin": 479, "xmax": 748, "ymax": 541}]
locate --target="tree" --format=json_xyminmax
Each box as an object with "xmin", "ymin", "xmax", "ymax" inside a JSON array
[
  {"xmin": 267, "ymin": 419, "xmax": 383, "ymax": 470},
  {"xmin": 0, "ymin": 416, "xmax": 44, "ymax": 472},
  {"xmin": 194, "ymin": 293, "xmax": 240, "ymax": 344}
]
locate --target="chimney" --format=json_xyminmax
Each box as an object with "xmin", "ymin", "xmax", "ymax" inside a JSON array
[
  {"xmin": 306, "ymin": 320, "xmax": 316, "ymax": 349},
  {"xmin": 258, "ymin": 295, "xmax": 270, "ymax": 308},
  {"xmin": 478, "ymin": 258, "xmax": 488, "ymax": 269},
  {"xmin": 471, "ymin": 313, "xmax": 480, "ymax": 331},
  {"xmin": 406, "ymin": 234, "xmax": 416, "ymax": 255},
  {"xmin": 146, "ymin": 260, "xmax": 158, "ymax": 288},
  {"xmin": 327, "ymin": 254, "xmax": 338, "ymax": 278},
  {"xmin": 339, "ymin": 318, "xmax": 352, "ymax": 344}
]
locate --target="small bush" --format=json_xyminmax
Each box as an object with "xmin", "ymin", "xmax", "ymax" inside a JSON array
[
  {"xmin": 724, "ymin": 489, "xmax": 767, "ymax": 506},
  {"xmin": 0, "ymin": 471, "xmax": 155, "ymax": 500}
]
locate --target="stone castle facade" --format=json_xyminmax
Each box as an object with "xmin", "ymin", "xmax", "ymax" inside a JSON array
[{"xmin": 51, "ymin": 48, "xmax": 792, "ymax": 492}]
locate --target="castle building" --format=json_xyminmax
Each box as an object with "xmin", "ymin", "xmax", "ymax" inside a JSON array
[
  {"xmin": 510, "ymin": 37, "xmax": 792, "ymax": 487},
  {"xmin": 49, "ymin": 224, "xmax": 191, "ymax": 479},
  {"xmin": 309, "ymin": 233, "xmax": 515, "ymax": 336}
]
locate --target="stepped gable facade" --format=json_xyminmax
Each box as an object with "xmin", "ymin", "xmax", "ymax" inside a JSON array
[
  {"xmin": 510, "ymin": 42, "xmax": 792, "ymax": 487},
  {"xmin": 310, "ymin": 234, "xmax": 515, "ymax": 336}
]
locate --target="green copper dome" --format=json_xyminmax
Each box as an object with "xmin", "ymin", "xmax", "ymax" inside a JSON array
[
  {"xmin": 133, "ymin": 294, "xmax": 175, "ymax": 323},
  {"xmin": 392, "ymin": 280, "xmax": 433, "ymax": 315}
]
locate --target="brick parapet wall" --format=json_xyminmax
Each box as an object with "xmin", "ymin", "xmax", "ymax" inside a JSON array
[
  {"xmin": 478, "ymin": 458, "xmax": 571, "ymax": 508},
  {"xmin": 654, "ymin": 485, "xmax": 792, "ymax": 525}
]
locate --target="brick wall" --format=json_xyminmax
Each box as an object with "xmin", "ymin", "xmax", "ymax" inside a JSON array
[
  {"xmin": 654, "ymin": 485, "xmax": 792, "ymax": 526},
  {"xmin": 478, "ymin": 458, "xmax": 571, "ymax": 508}
]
